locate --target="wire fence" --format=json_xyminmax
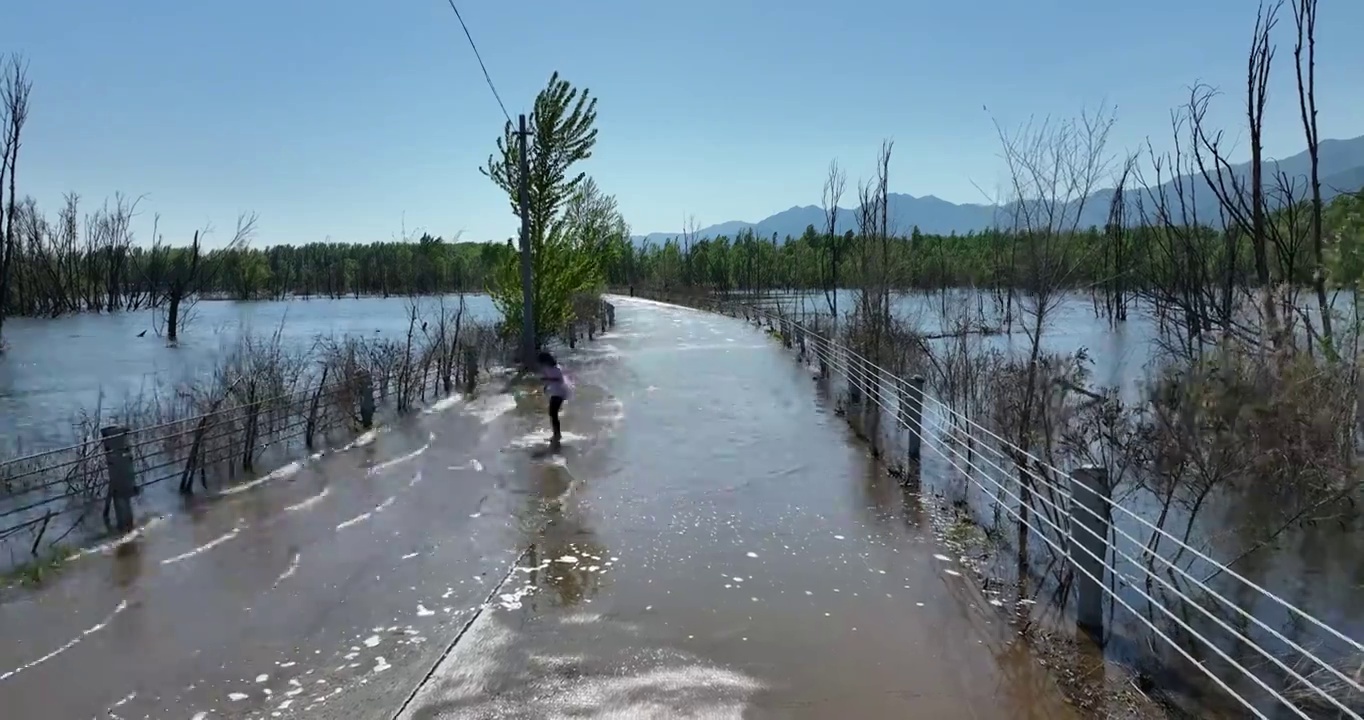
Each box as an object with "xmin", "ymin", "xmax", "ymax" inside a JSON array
[
  {"xmin": 645, "ymin": 290, "xmax": 1364, "ymax": 720},
  {"xmin": 0, "ymin": 374, "xmax": 385, "ymax": 566},
  {"xmin": 0, "ymin": 298, "xmax": 618, "ymax": 576}
]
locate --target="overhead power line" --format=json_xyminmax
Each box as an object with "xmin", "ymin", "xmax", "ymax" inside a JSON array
[{"xmin": 443, "ymin": 0, "xmax": 512, "ymax": 125}]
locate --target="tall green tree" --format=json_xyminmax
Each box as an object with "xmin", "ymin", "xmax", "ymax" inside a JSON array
[{"xmin": 480, "ymin": 72, "xmax": 604, "ymax": 342}]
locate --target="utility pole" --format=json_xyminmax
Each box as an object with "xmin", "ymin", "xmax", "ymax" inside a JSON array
[{"xmin": 516, "ymin": 113, "xmax": 535, "ymax": 366}]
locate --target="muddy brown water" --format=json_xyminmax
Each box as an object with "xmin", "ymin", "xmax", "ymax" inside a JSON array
[{"xmin": 0, "ymin": 297, "xmax": 1079, "ymax": 719}]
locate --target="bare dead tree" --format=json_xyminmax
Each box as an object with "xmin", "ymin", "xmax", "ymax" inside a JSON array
[
  {"xmin": 821, "ymin": 159, "xmax": 847, "ymax": 321},
  {"xmin": 1102, "ymin": 155, "xmax": 1138, "ymax": 324},
  {"xmin": 681, "ymin": 214, "xmax": 699, "ymax": 290},
  {"xmin": 993, "ymin": 105, "xmax": 1116, "ymax": 598},
  {"xmin": 1189, "ymin": 2, "xmax": 1283, "ymax": 347},
  {"xmin": 1134, "ymin": 109, "xmax": 1265, "ymax": 360},
  {"xmin": 0, "ymin": 54, "xmax": 31, "ymax": 350},
  {"xmin": 1292, "ymin": 0, "xmax": 1332, "ymax": 349},
  {"xmin": 163, "ymin": 212, "xmax": 258, "ymax": 342}
]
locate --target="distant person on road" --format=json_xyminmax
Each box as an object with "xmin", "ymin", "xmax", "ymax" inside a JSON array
[{"xmin": 538, "ymin": 351, "xmax": 570, "ymax": 448}]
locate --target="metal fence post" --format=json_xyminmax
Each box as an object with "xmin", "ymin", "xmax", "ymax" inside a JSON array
[
  {"xmin": 1070, "ymin": 466, "xmax": 1111, "ymax": 644},
  {"xmin": 906, "ymin": 375, "xmax": 925, "ymax": 461},
  {"xmin": 357, "ymin": 371, "xmax": 376, "ymax": 429},
  {"xmin": 100, "ymin": 426, "xmax": 138, "ymax": 532}
]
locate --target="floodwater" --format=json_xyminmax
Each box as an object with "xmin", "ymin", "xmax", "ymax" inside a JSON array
[
  {"xmin": 0, "ymin": 296, "xmax": 1077, "ymax": 719},
  {"xmin": 727, "ymin": 289, "xmax": 1364, "ymax": 718},
  {"xmin": 0, "ymin": 294, "xmax": 498, "ymax": 450}
]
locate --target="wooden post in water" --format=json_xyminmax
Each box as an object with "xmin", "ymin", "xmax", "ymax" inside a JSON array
[
  {"xmin": 357, "ymin": 371, "xmax": 376, "ymax": 429},
  {"xmin": 100, "ymin": 427, "xmax": 138, "ymax": 532},
  {"xmin": 905, "ymin": 375, "xmax": 925, "ymax": 461},
  {"xmin": 1070, "ymin": 466, "xmax": 1111, "ymax": 644}
]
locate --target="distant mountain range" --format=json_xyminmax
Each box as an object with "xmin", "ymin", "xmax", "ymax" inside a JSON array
[{"xmin": 636, "ymin": 134, "xmax": 1364, "ymax": 245}]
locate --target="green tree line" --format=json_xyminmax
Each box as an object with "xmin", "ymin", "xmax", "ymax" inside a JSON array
[{"xmin": 621, "ymin": 191, "xmax": 1364, "ymax": 296}]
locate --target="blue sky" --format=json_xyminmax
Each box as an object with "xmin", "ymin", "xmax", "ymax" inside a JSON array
[{"xmin": 5, "ymin": 0, "xmax": 1363, "ymax": 247}]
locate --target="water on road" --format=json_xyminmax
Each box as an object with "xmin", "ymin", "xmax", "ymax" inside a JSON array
[{"xmin": 0, "ymin": 296, "xmax": 1074, "ymax": 719}]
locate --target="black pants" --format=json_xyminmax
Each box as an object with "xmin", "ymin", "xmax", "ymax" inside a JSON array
[{"xmin": 549, "ymin": 395, "xmax": 564, "ymax": 438}]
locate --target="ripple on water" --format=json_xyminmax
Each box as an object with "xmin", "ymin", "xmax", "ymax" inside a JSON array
[{"xmin": 468, "ymin": 393, "xmax": 517, "ymax": 424}]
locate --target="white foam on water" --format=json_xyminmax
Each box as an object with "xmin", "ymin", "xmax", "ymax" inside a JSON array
[
  {"xmin": 506, "ymin": 429, "xmax": 589, "ymax": 450},
  {"xmin": 422, "ymin": 393, "xmax": 465, "ymax": 415},
  {"xmin": 595, "ymin": 397, "xmax": 627, "ymax": 429},
  {"xmin": 408, "ymin": 470, "xmax": 424, "ymax": 487},
  {"xmin": 363, "ymin": 635, "xmax": 382, "ymax": 648},
  {"xmin": 745, "ymin": 551, "xmax": 759, "ymax": 558},
  {"xmin": 284, "ymin": 486, "xmax": 330, "ymax": 513},
  {"xmin": 367, "ymin": 434, "xmax": 433, "ymax": 476},
  {"xmin": 468, "ymin": 393, "xmax": 517, "ymax": 424},
  {"xmin": 228, "ymin": 692, "xmax": 248, "ymax": 702},
  {"xmin": 555, "ymin": 555, "xmax": 579, "ymax": 564},
  {"xmin": 489, "ymin": 583, "xmax": 536, "ymax": 611},
  {"xmin": 161, "ymin": 526, "xmax": 242, "ymax": 566},
  {"xmin": 932, "ymin": 553, "xmax": 952, "ymax": 562},
  {"xmin": 0, "ymin": 598, "xmax": 128, "ymax": 682},
  {"xmin": 401, "ymin": 552, "xmax": 420, "ymax": 560},
  {"xmin": 373, "ymin": 656, "xmax": 392, "ymax": 673},
  {"xmin": 417, "ymin": 604, "xmax": 435, "ymax": 617},
  {"xmin": 68, "ymin": 514, "xmax": 169, "ymax": 561},
  {"xmin": 220, "ymin": 459, "xmax": 305, "ymax": 497},
  {"xmin": 375, "ymin": 496, "xmax": 396, "ymax": 513},
  {"xmin": 943, "ymin": 569, "xmax": 962, "ymax": 577},
  {"xmin": 274, "ymin": 553, "xmax": 301, "ymax": 585},
  {"xmin": 336, "ymin": 512, "xmax": 372, "ymax": 531}
]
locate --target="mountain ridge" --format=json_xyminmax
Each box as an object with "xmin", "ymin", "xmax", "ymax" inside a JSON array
[{"xmin": 636, "ymin": 134, "xmax": 1364, "ymax": 246}]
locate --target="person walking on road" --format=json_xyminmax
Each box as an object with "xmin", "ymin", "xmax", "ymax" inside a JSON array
[{"xmin": 538, "ymin": 351, "xmax": 571, "ymax": 449}]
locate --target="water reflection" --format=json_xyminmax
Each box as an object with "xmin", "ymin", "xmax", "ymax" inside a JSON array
[{"xmin": 109, "ymin": 541, "xmax": 144, "ymax": 589}]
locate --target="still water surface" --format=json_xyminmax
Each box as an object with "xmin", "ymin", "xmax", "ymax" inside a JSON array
[{"xmin": 0, "ymin": 295, "xmax": 497, "ymax": 450}]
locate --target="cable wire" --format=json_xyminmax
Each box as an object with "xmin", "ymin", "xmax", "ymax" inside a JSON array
[{"xmin": 443, "ymin": 0, "xmax": 512, "ymax": 125}]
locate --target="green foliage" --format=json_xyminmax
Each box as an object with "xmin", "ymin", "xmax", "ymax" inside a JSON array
[
  {"xmin": 626, "ymin": 193, "xmax": 1364, "ymax": 294},
  {"xmin": 481, "ymin": 73, "xmax": 619, "ymax": 343}
]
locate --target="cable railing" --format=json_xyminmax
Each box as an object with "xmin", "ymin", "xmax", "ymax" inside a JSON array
[
  {"xmin": 0, "ymin": 300, "xmax": 619, "ymax": 572},
  {"xmin": 0, "ymin": 374, "xmax": 386, "ymax": 565},
  {"xmin": 645, "ymin": 289, "xmax": 1364, "ymax": 719}
]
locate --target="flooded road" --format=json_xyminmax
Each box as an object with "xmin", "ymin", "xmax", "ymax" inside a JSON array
[{"xmin": 0, "ymin": 296, "xmax": 1074, "ymax": 719}]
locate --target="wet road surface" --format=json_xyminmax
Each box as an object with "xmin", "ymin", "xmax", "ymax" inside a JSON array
[{"xmin": 0, "ymin": 296, "xmax": 1075, "ymax": 719}]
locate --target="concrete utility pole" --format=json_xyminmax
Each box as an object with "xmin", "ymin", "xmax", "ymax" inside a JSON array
[{"xmin": 516, "ymin": 113, "xmax": 535, "ymax": 366}]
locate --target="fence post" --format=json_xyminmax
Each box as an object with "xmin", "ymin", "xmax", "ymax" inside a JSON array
[
  {"xmin": 100, "ymin": 427, "xmax": 138, "ymax": 532},
  {"xmin": 1070, "ymin": 466, "xmax": 1111, "ymax": 644},
  {"xmin": 357, "ymin": 371, "xmax": 376, "ymax": 429},
  {"xmin": 906, "ymin": 375, "xmax": 925, "ymax": 462}
]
